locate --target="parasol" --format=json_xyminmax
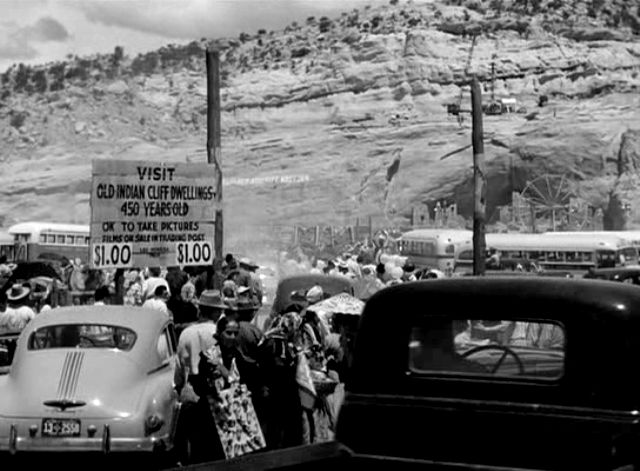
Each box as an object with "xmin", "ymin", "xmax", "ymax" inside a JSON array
[
  {"xmin": 308, "ymin": 292, "xmax": 365, "ymax": 316},
  {"xmin": 1, "ymin": 262, "xmax": 62, "ymax": 293}
]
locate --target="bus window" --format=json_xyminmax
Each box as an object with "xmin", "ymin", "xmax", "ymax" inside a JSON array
[
  {"xmin": 620, "ymin": 247, "xmax": 638, "ymax": 263},
  {"xmin": 424, "ymin": 242, "xmax": 435, "ymax": 256},
  {"xmin": 84, "ymin": 237, "xmax": 90, "ymax": 245},
  {"xmin": 39, "ymin": 234, "xmax": 47, "ymax": 243},
  {"xmin": 445, "ymin": 244, "xmax": 455, "ymax": 254},
  {"xmin": 596, "ymin": 250, "xmax": 616, "ymax": 268},
  {"xmin": 66, "ymin": 236, "xmax": 75, "ymax": 245},
  {"xmin": 56, "ymin": 234, "xmax": 65, "ymax": 245}
]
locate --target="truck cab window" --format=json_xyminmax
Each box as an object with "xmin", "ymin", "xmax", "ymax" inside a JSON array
[{"xmin": 409, "ymin": 318, "xmax": 565, "ymax": 379}]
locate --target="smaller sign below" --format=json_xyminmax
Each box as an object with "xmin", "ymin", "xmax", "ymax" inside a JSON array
[
  {"xmin": 91, "ymin": 242, "xmax": 133, "ymax": 269},
  {"xmin": 176, "ymin": 241, "xmax": 213, "ymax": 266}
]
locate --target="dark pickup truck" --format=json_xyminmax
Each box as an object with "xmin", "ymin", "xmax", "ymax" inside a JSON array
[{"xmin": 175, "ymin": 277, "xmax": 640, "ymax": 471}]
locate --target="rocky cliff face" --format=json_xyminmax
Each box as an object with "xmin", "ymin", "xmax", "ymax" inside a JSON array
[{"xmin": 0, "ymin": 0, "xmax": 639, "ymax": 257}]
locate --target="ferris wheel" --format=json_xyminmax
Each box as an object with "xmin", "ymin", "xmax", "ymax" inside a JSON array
[{"xmin": 520, "ymin": 174, "xmax": 576, "ymax": 231}]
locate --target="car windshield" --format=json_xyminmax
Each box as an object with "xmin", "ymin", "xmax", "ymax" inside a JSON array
[{"xmin": 28, "ymin": 324, "xmax": 137, "ymax": 351}]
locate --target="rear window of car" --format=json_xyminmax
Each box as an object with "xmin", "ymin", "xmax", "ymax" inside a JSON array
[
  {"xmin": 408, "ymin": 318, "xmax": 565, "ymax": 380},
  {"xmin": 28, "ymin": 324, "xmax": 137, "ymax": 351}
]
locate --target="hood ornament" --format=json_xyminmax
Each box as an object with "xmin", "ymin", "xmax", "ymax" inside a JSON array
[{"xmin": 43, "ymin": 399, "xmax": 86, "ymax": 411}]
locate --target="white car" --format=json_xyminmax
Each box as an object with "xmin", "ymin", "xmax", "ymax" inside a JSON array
[{"xmin": 0, "ymin": 305, "xmax": 182, "ymax": 463}]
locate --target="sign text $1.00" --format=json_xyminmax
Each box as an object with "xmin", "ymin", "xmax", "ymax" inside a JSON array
[
  {"xmin": 176, "ymin": 241, "xmax": 213, "ymax": 266},
  {"xmin": 92, "ymin": 243, "xmax": 133, "ymax": 269}
]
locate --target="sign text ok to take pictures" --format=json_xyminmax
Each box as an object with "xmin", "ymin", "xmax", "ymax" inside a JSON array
[{"xmin": 90, "ymin": 160, "xmax": 217, "ymax": 269}]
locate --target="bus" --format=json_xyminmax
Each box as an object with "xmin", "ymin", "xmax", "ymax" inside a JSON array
[
  {"xmin": 398, "ymin": 229, "xmax": 473, "ymax": 274},
  {"xmin": 543, "ymin": 231, "xmax": 640, "ymax": 260},
  {"xmin": 455, "ymin": 232, "xmax": 635, "ymax": 274},
  {"xmin": 6, "ymin": 222, "xmax": 90, "ymax": 264}
]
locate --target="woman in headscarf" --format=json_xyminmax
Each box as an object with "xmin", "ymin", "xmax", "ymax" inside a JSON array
[
  {"xmin": 196, "ymin": 316, "xmax": 266, "ymax": 460},
  {"xmin": 298, "ymin": 285, "xmax": 330, "ymax": 350}
]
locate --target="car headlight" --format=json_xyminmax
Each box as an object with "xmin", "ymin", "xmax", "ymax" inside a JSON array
[{"xmin": 145, "ymin": 414, "xmax": 164, "ymax": 434}]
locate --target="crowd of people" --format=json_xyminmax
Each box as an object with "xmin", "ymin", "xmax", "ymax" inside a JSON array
[
  {"xmin": 0, "ymin": 243, "xmax": 450, "ymax": 464},
  {"xmin": 0, "ymin": 251, "xmax": 376, "ymax": 464}
]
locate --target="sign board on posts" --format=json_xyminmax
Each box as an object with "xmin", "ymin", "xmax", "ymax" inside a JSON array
[{"xmin": 90, "ymin": 160, "xmax": 217, "ymax": 269}]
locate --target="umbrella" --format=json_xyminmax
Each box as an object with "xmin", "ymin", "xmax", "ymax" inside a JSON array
[
  {"xmin": 1, "ymin": 262, "xmax": 62, "ymax": 293},
  {"xmin": 36, "ymin": 252, "xmax": 71, "ymax": 266},
  {"xmin": 308, "ymin": 292, "xmax": 365, "ymax": 316}
]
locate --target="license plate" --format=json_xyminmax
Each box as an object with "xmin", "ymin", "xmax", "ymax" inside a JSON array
[{"xmin": 42, "ymin": 418, "xmax": 81, "ymax": 437}]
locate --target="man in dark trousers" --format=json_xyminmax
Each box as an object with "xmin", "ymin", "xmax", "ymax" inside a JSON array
[{"xmin": 174, "ymin": 290, "xmax": 227, "ymax": 464}]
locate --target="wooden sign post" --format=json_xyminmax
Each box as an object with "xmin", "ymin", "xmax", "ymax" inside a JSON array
[{"xmin": 207, "ymin": 48, "xmax": 223, "ymax": 289}]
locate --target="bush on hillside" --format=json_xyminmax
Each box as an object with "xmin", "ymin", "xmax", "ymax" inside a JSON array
[
  {"xmin": 31, "ymin": 70, "xmax": 47, "ymax": 93},
  {"xmin": 319, "ymin": 16, "xmax": 333, "ymax": 33},
  {"xmin": 14, "ymin": 64, "xmax": 31, "ymax": 93},
  {"xmin": 9, "ymin": 110, "xmax": 27, "ymax": 129},
  {"xmin": 291, "ymin": 47, "xmax": 312, "ymax": 58},
  {"xmin": 131, "ymin": 52, "xmax": 159, "ymax": 76}
]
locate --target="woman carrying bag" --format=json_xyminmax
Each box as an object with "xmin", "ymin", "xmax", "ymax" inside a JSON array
[{"xmin": 198, "ymin": 316, "xmax": 267, "ymax": 460}]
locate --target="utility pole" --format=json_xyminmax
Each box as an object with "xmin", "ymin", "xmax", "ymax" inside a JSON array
[
  {"xmin": 471, "ymin": 76, "xmax": 486, "ymax": 276},
  {"xmin": 490, "ymin": 54, "xmax": 496, "ymax": 103},
  {"xmin": 207, "ymin": 48, "xmax": 223, "ymax": 289}
]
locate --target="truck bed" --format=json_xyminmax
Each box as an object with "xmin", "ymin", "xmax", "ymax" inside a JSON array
[{"xmin": 168, "ymin": 441, "xmax": 538, "ymax": 471}]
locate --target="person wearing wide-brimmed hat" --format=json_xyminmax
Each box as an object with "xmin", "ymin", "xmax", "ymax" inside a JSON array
[
  {"xmin": 233, "ymin": 257, "xmax": 264, "ymax": 307},
  {"xmin": 223, "ymin": 296, "xmax": 268, "ymax": 429},
  {"xmin": 177, "ymin": 290, "xmax": 227, "ymax": 377},
  {"xmin": 174, "ymin": 289, "xmax": 228, "ymax": 463},
  {"xmin": 0, "ymin": 283, "xmax": 35, "ymax": 335}
]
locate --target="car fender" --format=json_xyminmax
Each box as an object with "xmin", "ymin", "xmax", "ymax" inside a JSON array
[{"xmin": 139, "ymin": 359, "xmax": 180, "ymax": 447}]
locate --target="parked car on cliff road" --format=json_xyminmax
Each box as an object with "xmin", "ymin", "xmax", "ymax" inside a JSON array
[{"xmin": 0, "ymin": 305, "xmax": 182, "ymax": 464}]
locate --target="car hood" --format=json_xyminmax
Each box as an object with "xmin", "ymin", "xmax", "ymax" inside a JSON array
[{"xmin": 0, "ymin": 349, "xmax": 148, "ymax": 419}]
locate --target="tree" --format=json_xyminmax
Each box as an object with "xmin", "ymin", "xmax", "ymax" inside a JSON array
[
  {"xmin": 113, "ymin": 46, "xmax": 124, "ymax": 66},
  {"xmin": 31, "ymin": 69, "xmax": 47, "ymax": 93},
  {"xmin": 131, "ymin": 52, "xmax": 159, "ymax": 76},
  {"xmin": 14, "ymin": 63, "xmax": 30, "ymax": 92},
  {"xmin": 319, "ymin": 16, "xmax": 333, "ymax": 33}
]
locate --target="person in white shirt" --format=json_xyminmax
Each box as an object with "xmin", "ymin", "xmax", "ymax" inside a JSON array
[
  {"xmin": 142, "ymin": 267, "xmax": 170, "ymax": 302},
  {"xmin": 177, "ymin": 290, "xmax": 227, "ymax": 378},
  {"xmin": 142, "ymin": 285, "xmax": 170, "ymax": 316},
  {"xmin": 0, "ymin": 284, "xmax": 35, "ymax": 334},
  {"xmin": 173, "ymin": 290, "xmax": 228, "ymax": 464}
]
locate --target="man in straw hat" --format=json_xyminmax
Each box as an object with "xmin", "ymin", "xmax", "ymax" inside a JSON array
[
  {"xmin": 174, "ymin": 289, "xmax": 228, "ymax": 463},
  {"xmin": 0, "ymin": 283, "xmax": 35, "ymax": 335},
  {"xmin": 177, "ymin": 290, "xmax": 227, "ymax": 379},
  {"xmin": 224, "ymin": 297, "xmax": 268, "ymax": 422}
]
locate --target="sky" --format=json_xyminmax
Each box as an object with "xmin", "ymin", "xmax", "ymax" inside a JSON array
[{"xmin": 0, "ymin": 0, "xmax": 389, "ymax": 72}]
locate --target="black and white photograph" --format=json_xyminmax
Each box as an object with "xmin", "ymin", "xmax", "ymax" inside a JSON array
[{"xmin": 0, "ymin": 0, "xmax": 639, "ymax": 469}]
